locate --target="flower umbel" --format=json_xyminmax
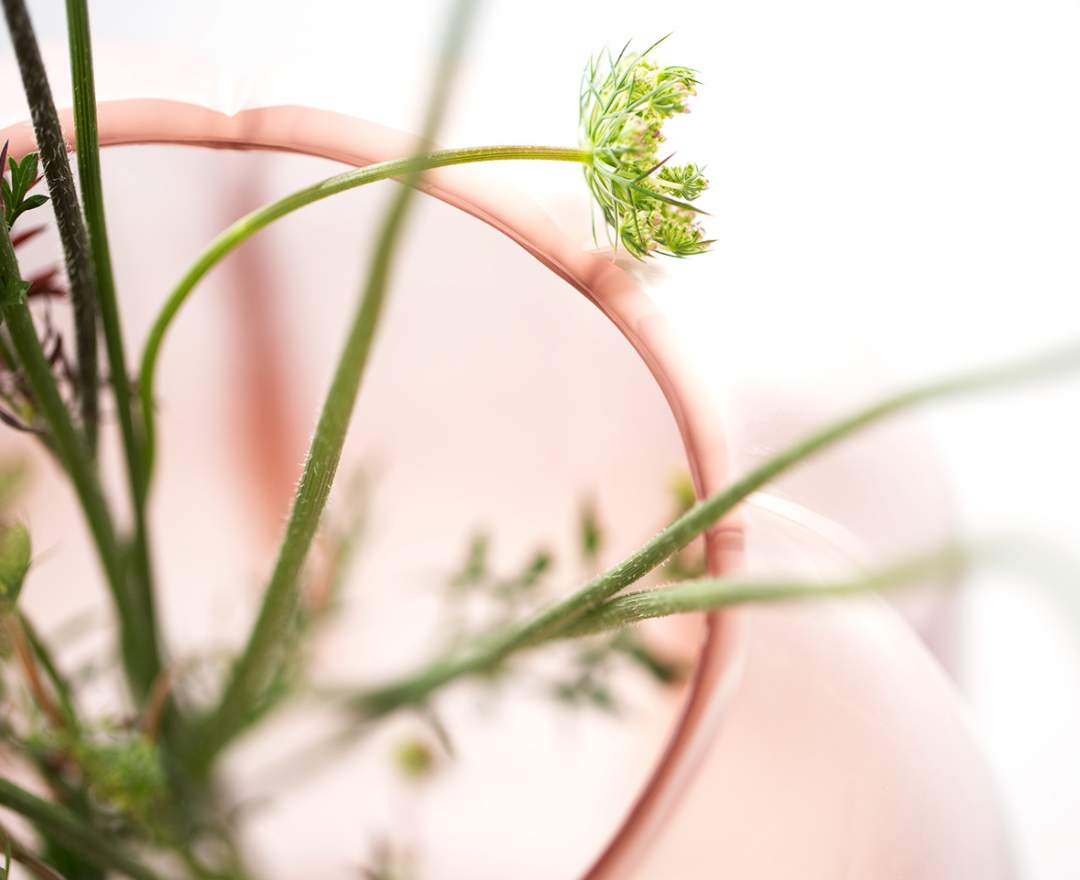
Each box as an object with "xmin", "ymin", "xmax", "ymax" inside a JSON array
[{"xmin": 579, "ymin": 37, "xmax": 712, "ymax": 259}]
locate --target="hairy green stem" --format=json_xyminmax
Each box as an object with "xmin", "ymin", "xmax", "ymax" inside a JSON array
[
  {"xmin": 64, "ymin": 0, "xmax": 165, "ymax": 707},
  {"xmin": 0, "ymin": 222, "xmax": 151, "ymax": 702},
  {"xmin": 0, "ymin": 778, "xmax": 160, "ymax": 880},
  {"xmin": 346, "ymin": 342, "xmax": 1080, "ymax": 717},
  {"xmin": 192, "ymin": 0, "xmax": 481, "ymax": 770},
  {"xmin": 327, "ymin": 545, "xmax": 971, "ymax": 719},
  {"xmin": 557, "ymin": 545, "xmax": 969, "ymax": 638},
  {"xmin": 1, "ymin": 0, "xmax": 100, "ymax": 451},
  {"xmin": 138, "ymin": 144, "xmax": 588, "ymax": 478}
]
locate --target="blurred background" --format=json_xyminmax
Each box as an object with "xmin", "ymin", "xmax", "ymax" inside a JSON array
[{"xmin": 1, "ymin": 1, "xmax": 1079, "ymax": 877}]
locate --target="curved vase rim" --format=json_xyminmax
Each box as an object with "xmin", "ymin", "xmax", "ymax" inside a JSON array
[{"xmin": 0, "ymin": 98, "xmax": 747, "ymax": 879}]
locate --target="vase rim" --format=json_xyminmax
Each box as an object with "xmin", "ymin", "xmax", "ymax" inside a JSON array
[{"xmin": 0, "ymin": 98, "xmax": 747, "ymax": 879}]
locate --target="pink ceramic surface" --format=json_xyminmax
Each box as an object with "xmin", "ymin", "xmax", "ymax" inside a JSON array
[{"xmin": 0, "ymin": 101, "xmax": 1014, "ymax": 878}]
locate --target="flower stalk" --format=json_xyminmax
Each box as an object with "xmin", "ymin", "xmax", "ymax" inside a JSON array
[
  {"xmin": 0, "ymin": 210, "xmax": 153, "ymax": 703},
  {"xmin": 192, "ymin": 0, "xmax": 481, "ymax": 769},
  {"xmin": 65, "ymin": 0, "xmax": 166, "ymax": 708},
  {"xmin": 137, "ymin": 144, "xmax": 588, "ymax": 478},
  {"xmin": 1, "ymin": 0, "xmax": 100, "ymax": 452}
]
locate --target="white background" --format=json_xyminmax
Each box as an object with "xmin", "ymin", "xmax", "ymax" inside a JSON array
[{"xmin": 4, "ymin": 1, "xmax": 1080, "ymax": 876}]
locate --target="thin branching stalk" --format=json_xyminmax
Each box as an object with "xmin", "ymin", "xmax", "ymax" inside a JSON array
[
  {"xmin": 0, "ymin": 779, "xmax": 161, "ymax": 880},
  {"xmin": 345, "ymin": 342, "xmax": 1080, "ymax": 717},
  {"xmin": 137, "ymin": 144, "xmax": 587, "ymax": 478},
  {"xmin": 65, "ymin": 0, "xmax": 164, "ymax": 680},
  {"xmin": 555, "ymin": 544, "xmax": 970, "ymax": 638},
  {"xmin": 0, "ymin": 219, "xmax": 152, "ymax": 701},
  {"xmin": 192, "ymin": 0, "xmax": 481, "ymax": 771},
  {"xmin": 1, "ymin": 0, "xmax": 100, "ymax": 451}
]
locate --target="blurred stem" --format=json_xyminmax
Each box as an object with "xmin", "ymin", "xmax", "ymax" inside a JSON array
[
  {"xmin": 1, "ymin": 0, "xmax": 100, "ymax": 452},
  {"xmin": 65, "ymin": 0, "xmax": 165, "ymax": 697},
  {"xmin": 0, "ymin": 819, "xmax": 64, "ymax": 880},
  {"xmin": 4, "ymin": 615, "xmax": 65, "ymax": 728},
  {"xmin": 191, "ymin": 0, "xmax": 481, "ymax": 772},
  {"xmin": 138, "ymin": 144, "xmax": 588, "ymax": 479},
  {"xmin": 0, "ymin": 779, "xmax": 161, "ymax": 880},
  {"xmin": 17, "ymin": 611, "xmax": 79, "ymax": 728},
  {"xmin": 345, "ymin": 342, "xmax": 1080, "ymax": 718},
  {"xmin": 0, "ymin": 219, "xmax": 152, "ymax": 702}
]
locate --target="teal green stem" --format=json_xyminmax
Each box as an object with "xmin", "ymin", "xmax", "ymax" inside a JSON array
[
  {"xmin": 0, "ymin": 223, "xmax": 151, "ymax": 702},
  {"xmin": 1, "ymin": 0, "xmax": 100, "ymax": 452},
  {"xmin": 346, "ymin": 342, "xmax": 1080, "ymax": 718},
  {"xmin": 138, "ymin": 144, "xmax": 589, "ymax": 479},
  {"xmin": 191, "ymin": 0, "xmax": 483, "ymax": 770},
  {"xmin": 64, "ymin": 0, "xmax": 165, "ymax": 705},
  {"xmin": 0, "ymin": 778, "xmax": 161, "ymax": 880}
]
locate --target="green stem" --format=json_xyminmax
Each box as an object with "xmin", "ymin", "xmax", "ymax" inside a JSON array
[
  {"xmin": 1, "ymin": 0, "xmax": 100, "ymax": 452},
  {"xmin": 556, "ymin": 545, "xmax": 969, "ymax": 638},
  {"xmin": 138, "ymin": 144, "xmax": 588, "ymax": 479},
  {"xmin": 0, "ymin": 222, "xmax": 151, "ymax": 702},
  {"xmin": 0, "ymin": 778, "xmax": 161, "ymax": 880},
  {"xmin": 191, "ymin": 0, "xmax": 482, "ymax": 770},
  {"xmin": 17, "ymin": 611, "xmax": 79, "ymax": 729},
  {"xmin": 337, "ymin": 546, "xmax": 971, "ymax": 717},
  {"xmin": 346, "ymin": 342, "xmax": 1080, "ymax": 718},
  {"xmin": 64, "ymin": 0, "xmax": 165, "ymax": 704},
  {"xmin": 0, "ymin": 818, "xmax": 65, "ymax": 880}
]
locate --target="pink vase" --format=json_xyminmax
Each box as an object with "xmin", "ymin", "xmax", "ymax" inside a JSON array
[{"xmin": 0, "ymin": 102, "xmax": 1015, "ymax": 878}]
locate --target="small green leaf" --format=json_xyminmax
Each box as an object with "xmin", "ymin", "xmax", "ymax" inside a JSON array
[
  {"xmin": 579, "ymin": 498, "xmax": 603, "ymax": 563},
  {"xmin": 611, "ymin": 632, "xmax": 684, "ymax": 685},
  {"xmin": 518, "ymin": 549, "xmax": 551, "ymax": 588},
  {"xmin": 21, "ymin": 153, "xmax": 38, "ymax": 188},
  {"xmin": 449, "ymin": 532, "xmax": 489, "ymax": 590},
  {"xmin": 8, "ymin": 157, "xmax": 26, "ymax": 204},
  {"xmin": 496, "ymin": 548, "xmax": 552, "ymax": 597},
  {"xmin": 0, "ymin": 178, "xmax": 13, "ymax": 218},
  {"xmin": 0, "ymin": 522, "xmax": 30, "ymax": 608},
  {"xmin": 18, "ymin": 194, "xmax": 47, "ymax": 212}
]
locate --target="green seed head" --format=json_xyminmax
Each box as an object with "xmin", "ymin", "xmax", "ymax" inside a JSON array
[{"xmin": 579, "ymin": 37, "xmax": 712, "ymax": 259}]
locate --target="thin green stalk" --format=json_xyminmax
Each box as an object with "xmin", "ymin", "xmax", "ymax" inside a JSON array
[
  {"xmin": 1, "ymin": 0, "xmax": 100, "ymax": 451},
  {"xmin": 64, "ymin": 0, "xmax": 165, "ymax": 706},
  {"xmin": 17, "ymin": 611, "xmax": 79, "ymax": 729},
  {"xmin": 0, "ymin": 778, "xmax": 161, "ymax": 880},
  {"xmin": 138, "ymin": 143, "xmax": 587, "ymax": 478},
  {"xmin": 192, "ymin": 0, "xmax": 481, "ymax": 770},
  {"xmin": 0, "ymin": 819, "xmax": 64, "ymax": 880},
  {"xmin": 346, "ymin": 341, "xmax": 1080, "ymax": 718},
  {"xmin": 556, "ymin": 545, "xmax": 970, "ymax": 638},
  {"xmin": 0, "ymin": 221, "xmax": 153, "ymax": 702},
  {"xmin": 321, "ymin": 543, "xmax": 970, "ymax": 719}
]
